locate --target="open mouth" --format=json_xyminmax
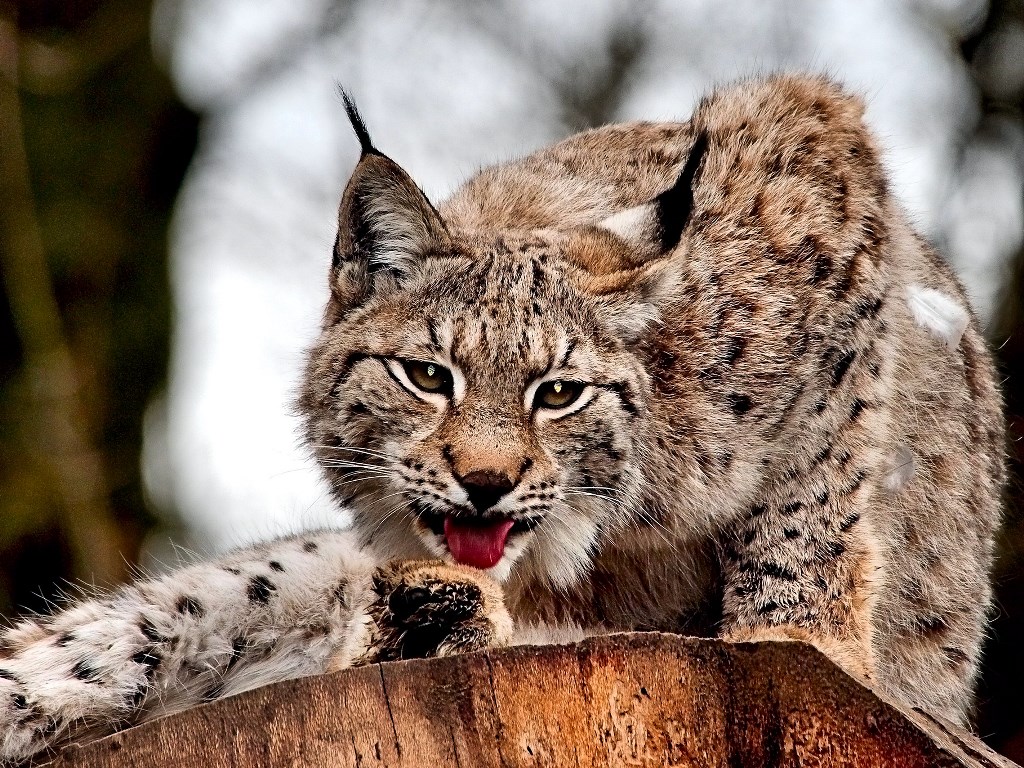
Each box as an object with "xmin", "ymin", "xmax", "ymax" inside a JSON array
[{"xmin": 412, "ymin": 502, "xmax": 542, "ymax": 570}]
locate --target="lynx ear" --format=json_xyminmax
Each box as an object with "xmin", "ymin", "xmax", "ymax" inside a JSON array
[
  {"xmin": 598, "ymin": 132, "xmax": 708, "ymax": 255},
  {"xmin": 583, "ymin": 260, "xmax": 681, "ymax": 342},
  {"xmin": 331, "ymin": 91, "xmax": 450, "ymax": 308}
]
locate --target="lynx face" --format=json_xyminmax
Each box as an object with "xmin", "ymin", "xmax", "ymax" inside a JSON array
[
  {"xmin": 301, "ymin": 100, "xmax": 702, "ymax": 587},
  {"xmin": 316, "ymin": 235, "xmax": 650, "ymax": 586}
]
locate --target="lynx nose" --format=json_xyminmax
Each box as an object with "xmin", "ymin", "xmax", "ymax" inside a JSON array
[{"xmin": 458, "ymin": 469, "xmax": 515, "ymax": 513}]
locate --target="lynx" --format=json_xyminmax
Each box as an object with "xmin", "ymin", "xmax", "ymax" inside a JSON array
[{"xmin": 0, "ymin": 74, "xmax": 1003, "ymax": 764}]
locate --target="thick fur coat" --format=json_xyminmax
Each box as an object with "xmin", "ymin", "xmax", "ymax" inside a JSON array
[{"xmin": 0, "ymin": 75, "xmax": 1003, "ymax": 764}]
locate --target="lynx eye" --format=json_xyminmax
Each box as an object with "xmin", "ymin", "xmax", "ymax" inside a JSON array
[
  {"xmin": 402, "ymin": 360, "xmax": 454, "ymax": 395},
  {"xmin": 535, "ymin": 380, "xmax": 584, "ymax": 410}
]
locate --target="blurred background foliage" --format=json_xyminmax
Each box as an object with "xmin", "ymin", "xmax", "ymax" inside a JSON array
[
  {"xmin": 0, "ymin": 0, "xmax": 196, "ymax": 614},
  {"xmin": 3, "ymin": 0, "xmax": 1024, "ymax": 758}
]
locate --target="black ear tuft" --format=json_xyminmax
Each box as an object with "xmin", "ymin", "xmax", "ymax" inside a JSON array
[
  {"xmin": 654, "ymin": 131, "xmax": 708, "ymax": 252},
  {"xmin": 337, "ymin": 85, "xmax": 379, "ymax": 157},
  {"xmin": 596, "ymin": 130, "xmax": 709, "ymax": 255}
]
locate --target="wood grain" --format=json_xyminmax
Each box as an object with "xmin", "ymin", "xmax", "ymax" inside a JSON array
[{"xmin": 42, "ymin": 634, "xmax": 1017, "ymax": 767}]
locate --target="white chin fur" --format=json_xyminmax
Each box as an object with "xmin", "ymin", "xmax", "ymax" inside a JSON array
[{"xmin": 516, "ymin": 514, "xmax": 600, "ymax": 589}]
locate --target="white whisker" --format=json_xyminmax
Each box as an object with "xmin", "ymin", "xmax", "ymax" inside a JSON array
[{"xmin": 314, "ymin": 444, "xmax": 399, "ymax": 462}]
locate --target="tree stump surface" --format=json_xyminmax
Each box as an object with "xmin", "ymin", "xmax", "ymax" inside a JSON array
[{"xmin": 43, "ymin": 633, "xmax": 1017, "ymax": 767}]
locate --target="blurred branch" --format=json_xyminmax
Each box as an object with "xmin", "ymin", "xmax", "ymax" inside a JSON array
[
  {"xmin": 0, "ymin": 13, "xmax": 128, "ymax": 587},
  {"xmin": 463, "ymin": 2, "xmax": 653, "ymax": 130},
  {"xmin": 558, "ymin": 18, "xmax": 650, "ymax": 130}
]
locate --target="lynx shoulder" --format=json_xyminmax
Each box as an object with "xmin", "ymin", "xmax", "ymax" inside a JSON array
[{"xmin": 0, "ymin": 75, "xmax": 1002, "ymax": 764}]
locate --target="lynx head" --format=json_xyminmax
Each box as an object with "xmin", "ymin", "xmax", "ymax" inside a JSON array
[{"xmin": 300, "ymin": 93, "xmax": 704, "ymax": 588}]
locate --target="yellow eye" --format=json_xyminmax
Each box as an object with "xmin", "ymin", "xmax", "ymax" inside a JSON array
[
  {"xmin": 403, "ymin": 360, "xmax": 453, "ymax": 394},
  {"xmin": 535, "ymin": 380, "xmax": 584, "ymax": 409}
]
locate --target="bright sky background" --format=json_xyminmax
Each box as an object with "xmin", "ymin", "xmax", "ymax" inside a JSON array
[{"xmin": 141, "ymin": 0, "xmax": 1024, "ymax": 556}]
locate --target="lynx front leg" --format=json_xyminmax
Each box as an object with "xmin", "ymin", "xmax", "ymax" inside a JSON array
[
  {"xmin": 0, "ymin": 531, "xmax": 378, "ymax": 766},
  {"xmin": 363, "ymin": 560, "xmax": 513, "ymax": 662},
  {"xmin": 720, "ymin": 476, "xmax": 883, "ymax": 684}
]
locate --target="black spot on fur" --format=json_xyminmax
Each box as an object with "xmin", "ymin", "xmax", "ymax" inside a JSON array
[
  {"xmin": 761, "ymin": 562, "xmax": 798, "ymax": 581},
  {"xmin": 71, "ymin": 660, "xmax": 101, "ymax": 683},
  {"xmin": 915, "ymin": 613, "xmax": 950, "ymax": 638},
  {"xmin": 41, "ymin": 714, "xmax": 60, "ymax": 736},
  {"xmin": 749, "ymin": 504, "xmax": 767, "ymax": 518},
  {"xmin": 830, "ymin": 349, "xmax": 856, "ymax": 387},
  {"xmin": 812, "ymin": 445, "xmax": 832, "ymax": 466},
  {"xmin": 247, "ymin": 575, "xmax": 276, "ymax": 604},
  {"xmin": 724, "ymin": 337, "xmax": 746, "ymax": 365},
  {"xmin": 727, "ymin": 393, "xmax": 753, "ymax": 415},
  {"xmin": 844, "ymin": 469, "xmax": 868, "ymax": 495},
  {"xmin": 822, "ymin": 540, "xmax": 847, "ymax": 559},
  {"xmin": 12, "ymin": 692, "xmax": 27, "ymax": 709},
  {"xmin": 224, "ymin": 636, "xmax": 248, "ymax": 675},
  {"xmin": 812, "ymin": 252, "xmax": 833, "ymax": 284},
  {"xmin": 849, "ymin": 398, "xmax": 867, "ymax": 422},
  {"xmin": 784, "ymin": 527, "xmax": 801, "ymax": 540},
  {"xmin": 269, "ymin": 560, "xmax": 285, "ymax": 572},
  {"xmin": 783, "ymin": 501, "xmax": 803, "ymax": 515},
  {"xmin": 139, "ymin": 620, "xmax": 165, "ymax": 644},
  {"xmin": 855, "ymin": 295, "xmax": 884, "ymax": 319},
  {"xmin": 816, "ymin": 490, "xmax": 830, "ymax": 506},
  {"xmin": 331, "ymin": 230, "xmax": 343, "ymax": 272},
  {"xmin": 130, "ymin": 682, "xmax": 148, "ymax": 708},
  {"xmin": 757, "ymin": 600, "xmax": 780, "ymax": 616},
  {"xmin": 175, "ymin": 595, "xmax": 205, "ymax": 617},
  {"xmin": 0, "ymin": 668, "xmax": 20, "ymax": 683},
  {"xmin": 302, "ymin": 541, "xmax": 319, "ymax": 553},
  {"xmin": 531, "ymin": 261, "xmax": 547, "ymax": 296},
  {"xmin": 56, "ymin": 631, "xmax": 75, "ymax": 647},
  {"xmin": 132, "ymin": 649, "xmax": 162, "ymax": 676},
  {"xmin": 427, "ymin": 320, "xmax": 441, "ymax": 348},
  {"xmin": 839, "ymin": 512, "xmax": 861, "ymax": 532},
  {"xmin": 831, "ymin": 271, "xmax": 853, "ymax": 299},
  {"xmin": 441, "ymin": 444, "xmax": 456, "ymax": 468}
]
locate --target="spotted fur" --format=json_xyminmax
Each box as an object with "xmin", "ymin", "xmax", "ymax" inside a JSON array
[{"xmin": 0, "ymin": 75, "xmax": 1003, "ymax": 764}]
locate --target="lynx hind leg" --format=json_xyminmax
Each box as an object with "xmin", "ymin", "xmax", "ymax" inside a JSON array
[{"xmin": 365, "ymin": 560, "xmax": 512, "ymax": 662}]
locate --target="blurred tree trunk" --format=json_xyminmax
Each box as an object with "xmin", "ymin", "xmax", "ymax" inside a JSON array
[{"xmin": 0, "ymin": 0, "xmax": 196, "ymax": 616}]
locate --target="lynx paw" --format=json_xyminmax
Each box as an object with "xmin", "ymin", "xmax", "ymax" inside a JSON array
[{"xmin": 365, "ymin": 560, "xmax": 512, "ymax": 662}]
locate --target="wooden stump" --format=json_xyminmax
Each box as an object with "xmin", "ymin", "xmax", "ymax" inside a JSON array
[{"xmin": 43, "ymin": 634, "xmax": 1017, "ymax": 767}]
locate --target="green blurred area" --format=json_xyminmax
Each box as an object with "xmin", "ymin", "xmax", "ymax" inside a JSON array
[
  {"xmin": 0, "ymin": 0, "xmax": 196, "ymax": 615},
  {"xmin": 4, "ymin": 0, "xmax": 1024, "ymax": 761}
]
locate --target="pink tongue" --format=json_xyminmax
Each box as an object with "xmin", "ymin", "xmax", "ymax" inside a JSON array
[{"xmin": 444, "ymin": 516, "xmax": 515, "ymax": 569}]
